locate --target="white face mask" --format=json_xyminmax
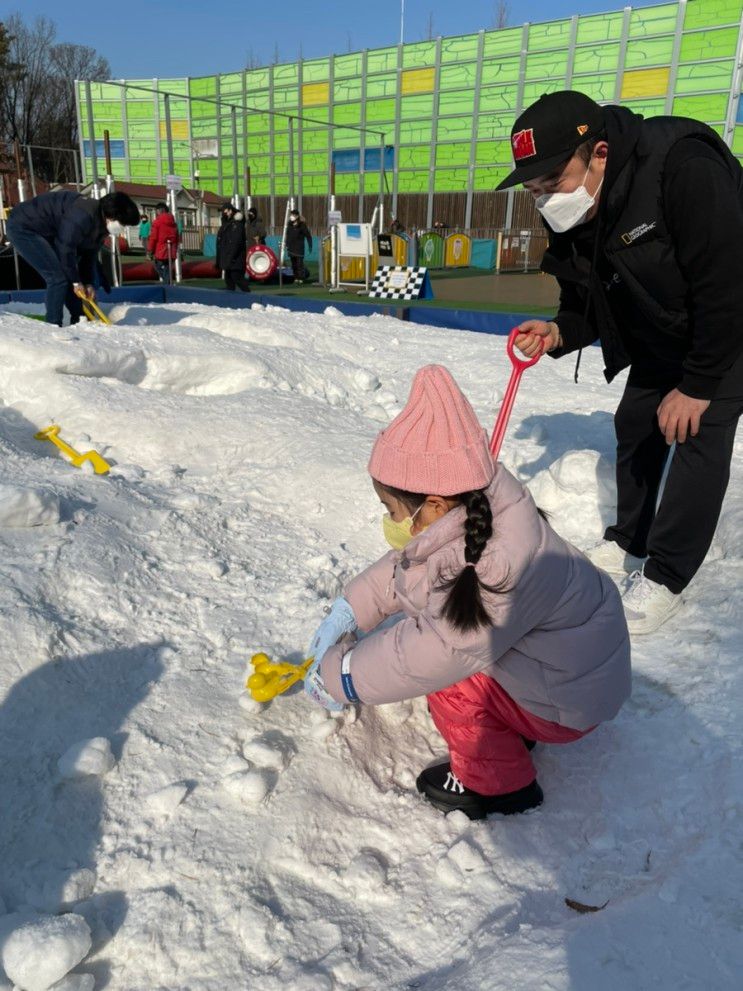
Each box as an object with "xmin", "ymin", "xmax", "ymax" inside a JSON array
[
  {"xmin": 535, "ymin": 164, "xmax": 603, "ymax": 233},
  {"xmin": 106, "ymin": 220, "xmax": 124, "ymax": 236}
]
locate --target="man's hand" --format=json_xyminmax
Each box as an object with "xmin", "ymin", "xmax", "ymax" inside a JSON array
[
  {"xmin": 84, "ymin": 285, "xmax": 96, "ymax": 301},
  {"xmin": 656, "ymin": 388, "xmax": 710, "ymax": 444},
  {"xmin": 514, "ymin": 320, "xmax": 561, "ymax": 357}
]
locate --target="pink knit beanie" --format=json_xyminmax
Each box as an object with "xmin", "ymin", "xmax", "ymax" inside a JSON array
[{"xmin": 368, "ymin": 365, "xmax": 495, "ymax": 496}]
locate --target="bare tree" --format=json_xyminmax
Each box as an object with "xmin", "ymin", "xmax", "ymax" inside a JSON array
[
  {"xmin": 346, "ymin": 31, "xmax": 353, "ymax": 53},
  {"xmin": 492, "ymin": 0, "xmax": 511, "ymax": 29},
  {"xmin": 245, "ymin": 48, "xmax": 264, "ymax": 70},
  {"xmin": 1, "ymin": 13, "xmax": 109, "ymax": 183},
  {"xmin": 425, "ymin": 12, "xmax": 435, "ymax": 41}
]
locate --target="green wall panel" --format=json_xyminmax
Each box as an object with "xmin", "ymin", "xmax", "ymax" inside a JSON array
[
  {"xmin": 439, "ymin": 63, "xmax": 478, "ymax": 90},
  {"xmin": 483, "ymin": 28, "xmax": 522, "ymax": 58},
  {"xmin": 630, "ymin": 4, "xmax": 678, "ymax": 36},
  {"xmin": 397, "ymin": 170, "xmax": 428, "ymax": 192},
  {"xmin": 684, "ymin": 0, "xmax": 743, "ymax": 29},
  {"xmin": 672, "ymin": 93, "xmax": 729, "ymax": 118},
  {"xmin": 473, "ymin": 166, "xmax": 508, "ymax": 190},
  {"xmin": 441, "ymin": 36, "xmax": 479, "ymax": 62},
  {"xmin": 625, "ymin": 37, "xmax": 675, "ymax": 67},
  {"xmin": 528, "ymin": 20, "xmax": 573, "ymax": 51},
  {"xmin": 85, "ymin": 1, "xmax": 743, "ymax": 209},
  {"xmin": 399, "ymin": 147, "xmax": 431, "ymax": 168},
  {"xmin": 680, "ymin": 27, "xmax": 740, "ymax": 61},
  {"xmin": 403, "ymin": 42, "xmax": 436, "ymax": 68},
  {"xmin": 438, "ymin": 90, "xmax": 475, "ymax": 115},
  {"xmin": 436, "ymin": 142, "xmax": 471, "ymax": 166},
  {"xmin": 400, "ymin": 95, "xmax": 434, "ymax": 119},
  {"xmin": 367, "ymin": 47, "xmax": 397, "ymax": 73}
]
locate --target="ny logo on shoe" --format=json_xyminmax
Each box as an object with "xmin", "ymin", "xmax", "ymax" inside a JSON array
[{"xmin": 443, "ymin": 771, "xmax": 465, "ymax": 794}]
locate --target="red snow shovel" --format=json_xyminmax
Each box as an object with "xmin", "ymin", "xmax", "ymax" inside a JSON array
[{"xmin": 489, "ymin": 327, "xmax": 544, "ymax": 459}]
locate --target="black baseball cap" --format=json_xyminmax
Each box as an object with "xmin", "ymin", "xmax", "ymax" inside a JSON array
[{"xmin": 496, "ymin": 90, "xmax": 606, "ymax": 190}]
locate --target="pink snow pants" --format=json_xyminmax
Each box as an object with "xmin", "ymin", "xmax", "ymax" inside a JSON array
[{"xmin": 427, "ymin": 673, "xmax": 594, "ymax": 795}]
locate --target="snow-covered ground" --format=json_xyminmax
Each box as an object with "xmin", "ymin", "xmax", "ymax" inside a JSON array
[{"xmin": 0, "ymin": 299, "xmax": 740, "ymax": 990}]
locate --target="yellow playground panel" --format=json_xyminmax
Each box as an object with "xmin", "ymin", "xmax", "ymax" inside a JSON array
[
  {"xmin": 323, "ymin": 233, "xmax": 408, "ymax": 284},
  {"xmin": 444, "ymin": 233, "xmax": 472, "ymax": 268}
]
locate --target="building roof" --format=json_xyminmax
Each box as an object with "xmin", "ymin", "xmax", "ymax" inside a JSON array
[{"xmin": 55, "ymin": 180, "xmax": 225, "ymax": 206}]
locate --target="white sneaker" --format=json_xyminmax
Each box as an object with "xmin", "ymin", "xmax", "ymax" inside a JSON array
[
  {"xmin": 585, "ymin": 541, "xmax": 646, "ymax": 577},
  {"xmin": 622, "ymin": 570, "xmax": 682, "ymax": 635}
]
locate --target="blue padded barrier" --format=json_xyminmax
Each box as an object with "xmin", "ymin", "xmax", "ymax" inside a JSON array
[
  {"xmin": 471, "ymin": 239, "xmax": 497, "ymax": 270},
  {"xmin": 406, "ymin": 306, "xmax": 543, "ymax": 336},
  {"xmin": 203, "ymin": 233, "xmax": 217, "ymax": 258},
  {"xmin": 6, "ymin": 286, "xmax": 165, "ymax": 305}
]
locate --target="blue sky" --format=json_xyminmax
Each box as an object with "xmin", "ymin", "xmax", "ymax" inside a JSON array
[{"xmin": 9, "ymin": 0, "xmax": 662, "ymax": 78}]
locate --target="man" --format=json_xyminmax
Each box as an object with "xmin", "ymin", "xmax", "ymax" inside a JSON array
[
  {"xmin": 499, "ymin": 89, "xmax": 743, "ymax": 635},
  {"xmin": 216, "ymin": 202, "xmax": 250, "ymax": 292},
  {"xmin": 245, "ymin": 206, "xmax": 267, "ymax": 246},
  {"xmin": 147, "ymin": 202, "xmax": 180, "ymax": 284},
  {"xmin": 284, "ymin": 209, "xmax": 312, "ymax": 284},
  {"xmin": 6, "ymin": 190, "xmax": 139, "ymax": 325}
]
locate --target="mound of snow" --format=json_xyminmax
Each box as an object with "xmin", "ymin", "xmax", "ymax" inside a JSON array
[
  {"xmin": 1, "ymin": 912, "xmax": 91, "ymax": 991},
  {"xmin": 0, "ymin": 484, "xmax": 60, "ymax": 528},
  {"xmin": 57, "ymin": 738, "xmax": 115, "ymax": 779}
]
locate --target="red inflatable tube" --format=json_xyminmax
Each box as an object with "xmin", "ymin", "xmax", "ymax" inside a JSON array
[
  {"xmin": 122, "ymin": 261, "xmax": 157, "ymax": 281},
  {"xmin": 182, "ymin": 259, "xmax": 221, "ymax": 278},
  {"xmin": 246, "ymin": 244, "xmax": 278, "ymax": 281}
]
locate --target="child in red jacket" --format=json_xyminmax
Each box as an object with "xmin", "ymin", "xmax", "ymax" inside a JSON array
[{"xmin": 147, "ymin": 202, "xmax": 179, "ymax": 284}]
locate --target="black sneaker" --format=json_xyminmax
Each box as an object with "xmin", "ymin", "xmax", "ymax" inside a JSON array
[{"xmin": 416, "ymin": 762, "xmax": 543, "ymax": 820}]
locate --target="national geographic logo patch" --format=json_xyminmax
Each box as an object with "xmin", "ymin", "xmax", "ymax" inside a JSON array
[{"xmin": 620, "ymin": 221, "xmax": 657, "ymax": 245}]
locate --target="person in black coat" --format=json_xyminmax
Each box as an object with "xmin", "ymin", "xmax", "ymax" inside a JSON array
[
  {"xmin": 503, "ymin": 89, "xmax": 743, "ymax": 634},
  {"xmin": 6, "ymin": 190, "xmax": 139, "ymax": 325},
  {"xmin": 284, "ymin": 209, "xmax": 312, "ymax": 283},
  {"xmin": 216, "ymin": 202, "xmax": 250, "ymax": 292},
  {"xmin": 246, "ymin": 206, "xmax": 267, "ymax": 246}
]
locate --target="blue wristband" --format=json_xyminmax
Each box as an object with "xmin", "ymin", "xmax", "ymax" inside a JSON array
[{"xmin": 340, "ymin": 651, "xmax": 360, "ymax": 703}]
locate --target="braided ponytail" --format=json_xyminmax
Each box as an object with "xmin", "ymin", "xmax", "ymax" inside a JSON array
[{"xmin": 439, "ymin": 489, "xmax": 505, "ymax": 632}]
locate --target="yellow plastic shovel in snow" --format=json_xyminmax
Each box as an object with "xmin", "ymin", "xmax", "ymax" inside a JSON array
[
  {"xmin": 34, "ymin": 424, "xmax": 111, "ymax": 475},
  {"xmin": 81, "ymin": 298, "xmax": 112, "ymax": 325},
  {"xmin": 246, "ymin": 652, "xmax": 314, "ymax": 702}
]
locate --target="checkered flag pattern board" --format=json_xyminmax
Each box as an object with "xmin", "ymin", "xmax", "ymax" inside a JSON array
[{"xmin": 369, "ymin": 265, "xmax": 432, "ymax": 300}]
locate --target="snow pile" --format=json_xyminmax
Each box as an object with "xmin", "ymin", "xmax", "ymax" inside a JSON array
[
  {"xmin": 0, "ymin": 301, "xmax": 740, "ymax": 989},
  {"xmin": 0, "ymin": 483, "xmax": 60, "ymax": 527},
  {"xmin": 57, "ymin": 739, "xmax": 115, "ymax": 779},
  {"xmin": 1, "ymin": 913, "xmax": 91, "ymax": 990}
]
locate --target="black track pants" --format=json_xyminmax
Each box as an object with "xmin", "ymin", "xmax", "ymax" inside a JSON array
[{"xmin": 604, "ymin": 356, "xmax": 743, "ymax": 593}]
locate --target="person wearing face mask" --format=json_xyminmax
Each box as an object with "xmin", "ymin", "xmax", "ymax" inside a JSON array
[
  {"xmin": 216, "ymin": 202, "xmax": 251, "ymax": 292},
  {"xmin": 284, "ymin": 209, "xmax": 312, "ymax": 284},
  {"xmin": 245, "ymin": 206, "xmax": 267, "ymax": 246},
  {"xmin": 499, "ymin": 90, "xmax": 743, "ymax": 636},
  {"xmin": 302, "ymin": 365, "xmax": 630, "ymax": 821},
  {"xmin": 6, "ymin": 190, "xmax": 139, "ymax": 326}
]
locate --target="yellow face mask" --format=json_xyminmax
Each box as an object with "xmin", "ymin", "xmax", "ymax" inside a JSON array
[{"xmin": 382, "ymin": 504, "xmax": 424, "ymax": 551}]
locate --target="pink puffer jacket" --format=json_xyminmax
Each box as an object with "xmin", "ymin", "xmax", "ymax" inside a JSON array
[{"xmin": 320, "ymin": 465, "xmax": 631, "ymax": 731}]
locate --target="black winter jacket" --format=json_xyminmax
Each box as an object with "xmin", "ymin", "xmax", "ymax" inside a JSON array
[
  {"xmin": 216, "ymin": 213, "xmax": 247, "ymax": 270},
  {"xmin": 246, "ymin": 213, "xmax": 267, "ymax": 244},
  {"xmin": 284, "ymin": 219, "xmax": 312, "ymax": 256},
  {"xmin": 543, "ymin": 106, "xmax": 743, "ymax": 399},
  {"xmin": 9, "ymin": 191, "xmax": 107, "ymax": 285}
]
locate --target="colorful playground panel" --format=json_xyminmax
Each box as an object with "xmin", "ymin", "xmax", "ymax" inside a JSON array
[{"xmin": 79, "ymin": 1, "xmax": 743, "ymax": 197}]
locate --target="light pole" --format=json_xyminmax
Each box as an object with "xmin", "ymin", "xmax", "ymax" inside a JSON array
[{"xmin": 400, "ymin": 0, "xmax": 405, "ymax": 45}]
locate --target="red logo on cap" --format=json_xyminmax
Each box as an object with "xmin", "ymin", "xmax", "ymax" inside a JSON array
[{"xmin": 512, "ymin": 128, "xmax": 536, "ymax": 160}]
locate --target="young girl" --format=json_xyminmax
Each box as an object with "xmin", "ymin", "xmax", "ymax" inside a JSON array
[{"xmin": 305, "ymin": 364, "xmax": 631, "ymax": 820}]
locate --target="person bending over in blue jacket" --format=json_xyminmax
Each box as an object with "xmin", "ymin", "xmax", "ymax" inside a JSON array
[{"xmin": 7, "ymin": 191, "xmax": 140, "ymax": 326}]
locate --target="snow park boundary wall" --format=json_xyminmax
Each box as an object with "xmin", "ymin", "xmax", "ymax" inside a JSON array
[
  {"xmin": 77, "ymin": 0, "xmax": 743, "ymax": 230},
  {"xmin": 0, "ymin": 287, "xmax": 545, "ymax": 337}
]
